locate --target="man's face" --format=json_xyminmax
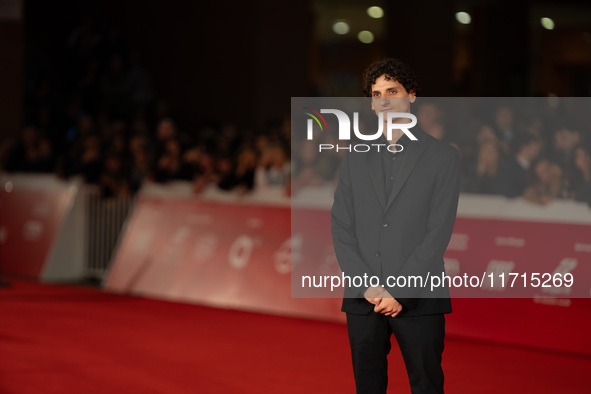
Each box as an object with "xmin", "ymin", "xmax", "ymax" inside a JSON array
[{"xmin": 370, "ymin": 74, "xmax": 416, "ymax": 120}]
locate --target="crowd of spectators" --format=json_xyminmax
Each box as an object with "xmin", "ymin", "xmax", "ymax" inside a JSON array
[
  {"xmin": 0, "ymin": 18, "xmax": 292, "ymax": 199},
  {"xmin": 289, "ymin": 99, "xmax": 591, "ymax": 208},
  {"xmin": 0, "ymin": 112, "xmax": 292, "ymax": 199},
  {"xmin": 446, "ymin": 102, "xmax": 591, "ymax": 207},
  {"xmin": 3, "ymin": 89, "xmax": 591, "ymax": 209},
  {"xmin": 1, "ymin": 19, "xmax": 590, "ymax": 208}
]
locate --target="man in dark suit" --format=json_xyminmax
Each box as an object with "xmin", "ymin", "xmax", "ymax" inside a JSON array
[{"xmin": 331, "ymin": 58, "xmax": 460, "ymax": 393}]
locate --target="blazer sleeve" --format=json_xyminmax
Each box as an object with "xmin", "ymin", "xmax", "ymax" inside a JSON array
[
  {"xmin": 331, "ymin": 153, "xmax": 378, "ymax": 297},
  {"xmin": 394, "ymin": 146, "xmax": 461, "ymax": 309}
]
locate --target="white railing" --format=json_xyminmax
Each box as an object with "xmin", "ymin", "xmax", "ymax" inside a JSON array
[{"xmin": 83, "ymin": 186, "xmax": 134, "ymax": 281}]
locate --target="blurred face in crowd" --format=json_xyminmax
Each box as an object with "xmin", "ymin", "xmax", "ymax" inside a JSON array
[
  {"xmin": 238, "ymin": 149, "xmax": 257, "ymax": 168},
  {"xmin": 78, "ymin": 115, "xmax": 94, "ymax": 136},
  {"xmin": 216, "ymin": 157, "xmax": 233, "ymax": 174},
  {"xmin": 157, "ymin": 119, "xmax": 176, "ymax": 141},
  {"xmin": 417, "ymin": 103, "xmax": 445, "ymax": 140},
  {"xmin": 479, "ymin": 141, "xmax": 499, "ymax": 166},
  {"xmin": 417, "ymin": 103, "xmax": 438, "ymax": 127},
  {"xmin": 554, "ymin": 128, "xmax": 580, "ymax": 152},
  {"xmin": 39, "ymin": 138, "xmax": 53, "ymax": 158},
  {"xmin": 112, "ymin": 134, "xmax": 126, "ymax": 154},
  {"xmin": 535, "ymin": 160, "xmax": 554, "ymax": 184},
  {"xmin": 255, "ymin": 135, "xmax": 270, "ymax": 154},
  {"xmin": 23, "ymin": 126, "xmax": 38, "ymax": 147},
  {"xmin": 526, "ymin": 117, "xmax": 543, "ymax": 137},
  {"xmin": 129, "ymin": 135, "xmax": 147, "ymax": 154},
  {"xmin": 134, "ymin": 150, "xmax": 148, "ymax": 167},
  {"xmin": 182, "ymin": 147, "xmax": 200, "ymax": 165},
  {"xmin": 85, "ymin": 135, "xmax": 101, "ymax": 150},
  {"xmin": 299, "ymin": 140, "xmax": 318, "ymax": 165},
  {"xmin": 268, "ymin": 146, "xmax": 286, "ymax": 167},
  {"xmin": 165, "ymin": 139, "xmax": 181, "ymax": 158},
  {"xmin": 105, "ymin": 156, "xmax": 121, "ymax": 173},
  {"xmin": 574, "ymin": 147, "xmax": 591, "ymax": 173},
  {"xmin": 495, "ymin": 106, "xmax": 513, "ymax": 130},
  {"xmin": 370, "ymin": 75, "xmax": 416, "ymax": 124},
  {"xmin": 199, "ymin": 153, "xmax": 213, "ymax": 172},
  {"xmin": 477, "ymin": 125, "xmax": 498, "ymax": 145},
  {"xmin": 522, "ymin": 139, "xmax": 543, "ymax": 161}
]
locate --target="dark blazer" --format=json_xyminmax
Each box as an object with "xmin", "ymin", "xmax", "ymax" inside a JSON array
[{"xmin": 331, "ymin": 127, "xmax": 460, "ymax": 317}]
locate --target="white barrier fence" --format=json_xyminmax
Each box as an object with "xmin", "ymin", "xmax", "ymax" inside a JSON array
[
  {"xmin": 83, "ymin": 186, "xmax": 134, "ymax": 280},
  {"xmin": 0, "ymin": 174, "xmax": 133, "ymax": 281}
]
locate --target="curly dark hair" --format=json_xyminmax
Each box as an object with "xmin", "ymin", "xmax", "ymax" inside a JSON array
[{"xmin": 363, "ymin": 58, "xmax": 420, "ymax": 97}]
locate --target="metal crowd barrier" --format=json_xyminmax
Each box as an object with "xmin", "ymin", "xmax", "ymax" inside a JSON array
[{"xmin": 83, "ymin": 186, "xmax": 134, "ymax": 281}]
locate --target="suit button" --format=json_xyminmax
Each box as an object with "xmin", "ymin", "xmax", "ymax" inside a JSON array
[
  {"xmin": 383, "ymin": 223, "xmax": 388, "ymax": 227},
  {"xmin": 376, "ymin": 251, "xmax": 381, "ymax": 257}
]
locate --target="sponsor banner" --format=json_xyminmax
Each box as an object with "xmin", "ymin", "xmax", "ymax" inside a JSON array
[
  {"xmin": 444, "ymin": 218, "xmax": 590, "ymax": 298},
  {"xmin": 104, "ymin": 195, "xmax": 343, "ymax": 321},
  {"xmin": 105, "ymin": 193, "xmax": 591, "ymax": 354},
  {"xmin": 0, "ymin": 176, "xmax": 73, "ymax": 278}
]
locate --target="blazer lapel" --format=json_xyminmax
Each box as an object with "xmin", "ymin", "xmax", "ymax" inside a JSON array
[
  {"xmin": 367, "ymin": 149, "xmax": 387, "ymax": 210},
  {"xmin": 385, "ymin": 128, "xmax": 430, "ymax": 212}
]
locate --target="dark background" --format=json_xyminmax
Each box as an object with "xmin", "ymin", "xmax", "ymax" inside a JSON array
[{"xmin": 1, "ymin": 0, "xmax": 591, "ymax": 140}]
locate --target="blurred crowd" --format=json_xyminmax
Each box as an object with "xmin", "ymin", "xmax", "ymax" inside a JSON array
[
  {"xmin": 290, "ymin": 100, "xmax": 591, "ymax": 208},
  {"xmin": 441, "ymin": 102, "xmax": 591, "ymax": 207},
  {"xmin": 0, "ymin": 19, "xmax": 590, "ymax": 207},
  {"xmin": 0, "ymin": 114, "xmax": 292, "ymax": 199},
  {"xmin": 0, "ymin": 18, "xmax": 291, "ymax": 198}
]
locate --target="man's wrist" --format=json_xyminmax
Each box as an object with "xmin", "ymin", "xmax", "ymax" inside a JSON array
[{"xmin": 364, "ymin": 285, "xmax": 390, "ymax": 299}]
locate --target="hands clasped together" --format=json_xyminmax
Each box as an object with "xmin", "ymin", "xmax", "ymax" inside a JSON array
[{"xmin": 363, "ymin": 285, "xmax": 403, "ymax": 317}]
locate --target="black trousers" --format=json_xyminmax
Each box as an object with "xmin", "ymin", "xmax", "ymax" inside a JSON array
[{"xmin": 346, "ymin": 312, "xmax": 445, "ymax": 394}]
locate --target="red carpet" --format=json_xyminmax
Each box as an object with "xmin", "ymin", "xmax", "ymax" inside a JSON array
[{"xmin": 1, "ymin": 280, "xmax": 589, "ymax": 393}]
